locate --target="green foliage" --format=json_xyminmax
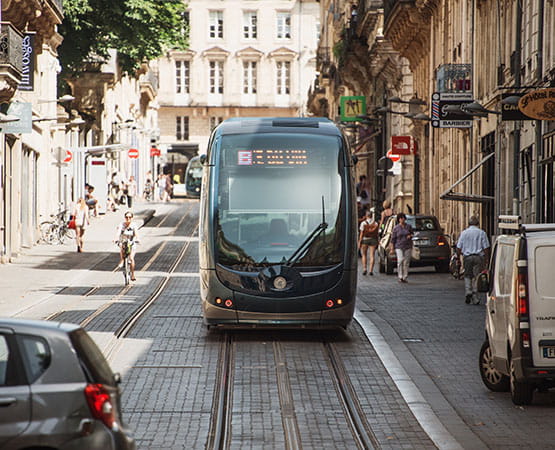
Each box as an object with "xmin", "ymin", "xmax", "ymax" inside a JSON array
[{"xmin": 59, "ymin": 0, "xmax": 189, "ymax": 77}]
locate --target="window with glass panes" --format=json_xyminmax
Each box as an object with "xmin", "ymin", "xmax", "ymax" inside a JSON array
[
  {"xmin": 210, "ymin": 116, "xmax": 224, "ymax": 131},
  {"xmin": 276, "ymin": 12, "xmax": 291, "ymax": 39},
  {"xmin": 243, "ymin": 61, "xmax": 257, "ymax": 94},
  {"xmin": 276, "ymin": 61, "xmax": 290, "ymax": 95},
  {"xmin": 176, "ymin": 116, "xmax": 189, "ymax": 141},
  {"xmin": 209, "ymin": 11, "xmax": 223, "ymax": 39},
  {"xmin": 243, "ymin": 11, "xmax": 257, "ymax": 39},
  {"xmin": 175, "ymin": 61, "xmax": 190, "ymax": 94},
  {"xmin": 209, "ymin": 61, "xmax": 224, "ymax": 94}
]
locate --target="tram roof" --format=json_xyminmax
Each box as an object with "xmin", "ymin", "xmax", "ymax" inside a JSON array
[{"xmin": 214, "ymin": 117, "xmax": 342, "ymax": 137}]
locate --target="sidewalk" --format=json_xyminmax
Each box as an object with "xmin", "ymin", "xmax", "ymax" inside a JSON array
[{"xmin": 0, "ymin": 202, "xmax": 156, "ymax": 318}]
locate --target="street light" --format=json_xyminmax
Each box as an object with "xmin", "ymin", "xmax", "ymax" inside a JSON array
[
  {"xmin": 375, "ymin": 106, "xmax": 407, "ymax": 115},
  {"xmin": 388, "ymin": 95, "xmax": 427, "ymax": 106},
  {"xmin": 38, "ymin": 95, "xmax": 75, "ymax": 104},
  {"xmin": 0, "ymin": 113, "xmax": 20, "ymax": 123}
]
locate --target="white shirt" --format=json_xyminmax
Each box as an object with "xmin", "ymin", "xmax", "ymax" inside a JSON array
[{"xmin": 457, "ymin": 225, "xmax": 490, "ymax": 256}]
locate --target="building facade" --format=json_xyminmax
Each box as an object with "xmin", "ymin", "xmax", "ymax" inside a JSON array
[{"xmin": 156, "ymin": 0, "xmax": 320, "ymax": 170}]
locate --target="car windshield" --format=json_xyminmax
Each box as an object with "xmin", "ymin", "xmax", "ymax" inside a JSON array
[
  {"xmin": 407, "ymin": 217, "xmax": 439, "ymax": 231},
  {"xmin": 215, "ymin": 132, "xmax": 345, "ymax": 269}
]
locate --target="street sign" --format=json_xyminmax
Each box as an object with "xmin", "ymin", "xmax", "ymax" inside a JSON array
[
  {"xmin": 63, "ymin": 150, "xmax": 72, "ymax": 163},
  {"xmin": 150, "ymin": 147, "xmax": 161, "ymax": 157},
  {"xmin": 378, "ymin": 156, "xmax": 394, "ymax": 170},
  {"xmin": 340, "ymin": 96, "xmax": 366, "ymax": 122},
  {"xmin": 386, "ymin": 150, "xmax": 401, "ymax": 162},
  {"xmin": 128, "ymin": 148, "xmax": 139, "ymax": 159},
  {"xmin": 431, "ymin": 92, "xmax": 473, "ymax": 128}
]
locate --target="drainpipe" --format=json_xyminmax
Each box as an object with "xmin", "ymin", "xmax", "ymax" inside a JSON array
[
  {"xmin": 535, "ymin": 0, "xmax": 544, "ymax": 222},
  {"xmin": 513, "ymin": 0, "xmax": 522, "ymax": 216}
]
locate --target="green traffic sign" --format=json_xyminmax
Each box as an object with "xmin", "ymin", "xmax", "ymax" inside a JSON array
[{"xmin": 340, "ymin": 96, "xmax": 366, "ymax": 122}]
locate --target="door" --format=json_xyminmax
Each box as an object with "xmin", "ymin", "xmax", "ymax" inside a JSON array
[
  {"xmin": 0, "ymin": 332, "xmax": 31, "ymax": 447},
  {"xmin": 487, "ymin": 239, "xmax": 515, "ymax": 364},
  {"xmin": 527, "ymin": 236, "xmax": 555, "ymax": 367}
]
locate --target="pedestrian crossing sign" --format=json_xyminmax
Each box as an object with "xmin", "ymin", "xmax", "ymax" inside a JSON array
[{"xmin": 340, "ymin": 96, "xmax": 366, "ymax": 122}]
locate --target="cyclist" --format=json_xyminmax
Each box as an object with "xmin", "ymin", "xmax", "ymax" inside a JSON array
[{"xmin": 114, "ymin": 211, "xmax": 140, "ymax": 281}]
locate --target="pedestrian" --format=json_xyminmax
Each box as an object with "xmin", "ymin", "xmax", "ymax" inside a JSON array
[
  {"xmin": 389, "ymin": 212, "xmax": 413, "ymax": 283},
  {"xmin": 164, "ymin": 173, "xmax": 173, "ymax": 202},
  {"xmin": 379, "ymin": 199, "xmax": 394, "ymax": 231},
  {"xmin": 358, "ymin": 209, "xmax": 379, "ymax": 275},
  {"xmin": 114, "ymin": 211, "xmax": 140, "ymax": 281},
  {"xmin": 73, "ymin": 197, "xmax": 90, "ymax": 253},
  {"xmin": 456, "ymin": 215, "xmax": 490, "ymax": 304},
  {"xmin": 357, "ymin": 175, "xmax": 371, "ymax": 210},
  {"xmin": 157, "ymin": 173, "xmax": 167, "ymax": 201},
  {"xmin": 85, "ymin": 184, "xmax": 99, "ymax": 217},
  {"xmin": 143, "ymin": 171, "xmax": 153, "ymax": 201},
  {"xmin": 126, "ymin": 175, "xmax": 137, "ymax": 208}
]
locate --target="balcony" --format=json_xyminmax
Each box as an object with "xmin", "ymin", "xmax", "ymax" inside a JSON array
[
  {"xmin": 139, "ymin": 69, "xmax": 159, "ymax": 101},
  {"xmin": 0, "ymin": 22, "xmax": 23, "ymax": 101}
]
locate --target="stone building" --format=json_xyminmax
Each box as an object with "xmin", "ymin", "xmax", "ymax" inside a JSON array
[
  {"xmin": 310, "ymin": 0, "xmax": 555, "ymax": 239},
  {"xmin": 156, "ymin": 0, "xmax": 320, "ymax": 169}
]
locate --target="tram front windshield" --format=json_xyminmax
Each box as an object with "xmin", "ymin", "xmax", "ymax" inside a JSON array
[{"xmin": 215, "ymin": 132, "xmax": 345, "ymax": 269}]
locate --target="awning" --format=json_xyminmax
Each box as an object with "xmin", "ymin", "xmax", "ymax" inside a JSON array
[{"xmin": 440, "ymin": 152, "xmax": 494, "ymax": 203}]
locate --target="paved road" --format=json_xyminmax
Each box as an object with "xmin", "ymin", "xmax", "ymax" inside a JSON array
[{"xmin": 2, "ymin": 200, "xmax": 555, "ymax": 449}]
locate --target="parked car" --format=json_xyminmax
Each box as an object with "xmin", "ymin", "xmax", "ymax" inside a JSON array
[
  {"xmin": 377, "ymin": 214, "xmax": 450, "ymax": 274},
  {"xmin": 478, "ymin": 216, "xmax": 555, "ymax": 405},
  {"xmin": 0, "ymin": 318, "xmax": 135, "ymax": 449}
]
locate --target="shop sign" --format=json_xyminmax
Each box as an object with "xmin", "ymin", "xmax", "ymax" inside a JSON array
[
  {"xmin": 340, "ymin": 96, "xmax": 366, "ymax": 122},
  {"xmin": 18, "ymin": 33, "xmax": 36, "ymax": 91},
  {"xmin": 501, "ymin": 93, "xmax": 534, "ymax": 121},
  {"xmin": 150, "ymin": 147, "xmax": 161, "ymax": 157},
  {"xmin": 518, "ymin": 88, "xmax": 555, "ymax": 120},
  {"xmin": 431, "ymin": 92, "xmax": 472, "ymax": 128},
  {"xmin": 391, "ymin": 136, "xmax": 414, "ymax": 155}
]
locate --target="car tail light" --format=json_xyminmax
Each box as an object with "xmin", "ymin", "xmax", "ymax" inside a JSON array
[
  {"xmin": 522, "ymin": 331, "xmax": 530, "ymax": 348},
  {"xmin": 437, "ymin": 235, "xmax": 448, "ymax": 246},
  {"xmin": 517, "ymin": 272, "xmax": 529, "ymax": 317},
  {"xmin": 84, "ymin": 384, "xmax": 116, "ymax": 429}
]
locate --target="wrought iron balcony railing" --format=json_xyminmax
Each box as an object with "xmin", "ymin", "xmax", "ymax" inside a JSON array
[{"xmin": 0, "ymin": 22, "xmax": 23, "ymax": 78}]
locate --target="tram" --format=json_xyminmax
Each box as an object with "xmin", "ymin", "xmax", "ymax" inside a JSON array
[
  {"xmin": 185, "ymin": 155, "xmax": 202, "ymax": 198},
  {"xmin": 199, "ymin": 117, "xmax": 358, "ymax": 328}
]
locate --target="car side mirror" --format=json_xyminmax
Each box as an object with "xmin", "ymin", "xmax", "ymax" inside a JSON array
[
  {"xmin": 477, "ymin": 271, "xmax": 489, "ymax": 293},
  {"xmin": 114, "ymin": 372, "xmax": 122, "ymax": 385},
  {"xmin": 200, "ymin": 154, "xmax": 207, "ymax": 165}
]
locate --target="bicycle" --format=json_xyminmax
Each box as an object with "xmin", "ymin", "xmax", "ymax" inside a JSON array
[
  {"xmin": 448, "ymin": 240, "xmax": 464, "ymax": 279},
  {"xmin": 39, "ymin": 209, "xmax": 75, "ymax": 245},
  {"xmin": 117, "ymin": 237, "xmax": 134, "ymax": 285}
]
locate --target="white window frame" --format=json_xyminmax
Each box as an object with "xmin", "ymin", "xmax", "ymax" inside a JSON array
[
  {"xmin": 209, "ymin": 10, "xmax": 223, "ymax": 39},
  {"xmin": 209, "ymin": 60, "xmax": 224, "ymax": 94},
  {"xmin": 242, "ymin": 61, "xmax": 257, "ymax": 94},
  {"xmin": 175, "ymin": 60, "xmax": 190, "ymax": 94},
  {"xmin": 243, "ymin": 11, "xmax": 257, "ymax": 40},
  {"xmin": 276, "ymin": 12, "xmax": 291, "ymax": 39},
  {"xmin": 176, "ymin": 116, "xmax": 189, "ymax": 141},
  {"xmin": 276, "ymin": 61, "xmax": 291, "ymax": 95}
]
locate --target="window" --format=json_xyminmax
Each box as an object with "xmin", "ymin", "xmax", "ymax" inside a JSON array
[
  {"xmin": 209, "ymin": 11, "xmax": 224, "ymax": 39},
  {"xmin": 243, "ymin": 11, "xmax": 257, "ymax": 39},
  {"xmin": 276, "ymin": 12, "xmax": 291, "ymax": 39},
  {"xmin": 0, "ymin": 335, "xmax": 9, "ymax": 385},
  {"xmin": 276, "ymin": 61, "xmax": 290, "ymax": 95},
  {"xmin": 209, "ymin": 61, "xmax": 224, "ymax": 94},
  {"xmin": 175, "ymin": 60, "xmax": 190, "ymax": 94},
  {"xmin": 210, "ymin": 117, "xmax": 224, "ymax": 131},
  {"xmin": 19, "ymin": 334, "xmax": 50, "ymax": 383},
  {"xmin": 176, "ymin": 116, "xmax": 189, "ymax": 141},
  {"xmin": 243, "ymin": 61, "xmax": 257, "ymax": 94}
]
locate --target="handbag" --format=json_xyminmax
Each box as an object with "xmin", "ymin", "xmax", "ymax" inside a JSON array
[{"xmin": 68, "ymin": 215, "xmax": 76, "ymax": 229}]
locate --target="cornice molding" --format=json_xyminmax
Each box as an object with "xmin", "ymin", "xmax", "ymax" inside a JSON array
[{"xmin": 235, "ymin": 46, "xmax": 264, "ymax": 59}]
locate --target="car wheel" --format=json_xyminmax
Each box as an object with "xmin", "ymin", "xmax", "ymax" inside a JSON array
[
  {"xmin": 435, "ymin": 261, "xmax": 450, "ymax": 273},
  {"xmin": 510, "ymin": 357, "xmax": 534, "ymax": 405},
  {"xmin": 385, "ymin": 256, "xmax": 394, "ymax": 275},
  {"xmin": 479, "ymin": 340, "xmax": 509, "ymax": 392}
]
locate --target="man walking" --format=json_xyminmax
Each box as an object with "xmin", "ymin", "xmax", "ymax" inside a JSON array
[{"xmin": 456, "ymin": 216, "xmax": 490, "ymax": 304}]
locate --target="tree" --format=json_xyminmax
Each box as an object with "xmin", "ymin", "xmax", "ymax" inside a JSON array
[{"xmin": 59, "ymin": 0, "xmax": 188, "ymax": 76}]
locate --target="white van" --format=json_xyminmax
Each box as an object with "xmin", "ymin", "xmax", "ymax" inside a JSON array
[{"xmin": 478, "ymin": 216, "xmax": 555, "ymax": 405}]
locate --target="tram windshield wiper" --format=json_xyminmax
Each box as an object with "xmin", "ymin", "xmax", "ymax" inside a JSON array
[{"xmin": 285, "ymin": 196, "xmax": 327, "ymax": 267}]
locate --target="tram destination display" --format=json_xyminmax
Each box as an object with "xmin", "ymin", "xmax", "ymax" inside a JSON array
[{"xmin": 237, "ymin": 149, "xmax": 308, "ymax": 166}]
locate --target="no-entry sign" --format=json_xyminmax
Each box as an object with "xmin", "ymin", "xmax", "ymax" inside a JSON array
[
  {"xmin": 128, "ymin": 148, "xmax": 139, "ymax": 159},
  {"xmin": 63, "ymin": 150, "xmax": 72, "ymax": 163},
  {"xmin": 386, "ymin": 149, "xmax": 401, "ymax": 162}
]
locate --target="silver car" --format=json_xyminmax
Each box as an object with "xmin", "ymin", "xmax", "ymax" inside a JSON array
[{"xmin": 0, "ymin": 318, "xmax": 135, "ymax": 449}]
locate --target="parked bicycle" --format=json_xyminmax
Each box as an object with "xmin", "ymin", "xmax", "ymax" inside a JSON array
[{"xmin": 39, "ymin": 209, "xmax": 75, "ymax": 245}]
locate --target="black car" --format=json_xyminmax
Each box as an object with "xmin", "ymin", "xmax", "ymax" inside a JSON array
[{"xmin": 377, "ymin": 214, "xmax": 450, "ymax": 274}]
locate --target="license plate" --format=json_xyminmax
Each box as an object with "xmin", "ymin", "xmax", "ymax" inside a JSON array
[
  {"xmin": 414, "ymin": 239, "xmax": 430, "ymax": 246},
  {"xmin": 542, "ymin": 347, "xmax": 555, "ymax": 358}
]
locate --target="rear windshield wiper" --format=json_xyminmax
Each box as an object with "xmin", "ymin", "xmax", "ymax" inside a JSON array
[{"xmin": 285, "ymin": 196, "xmax": 327, "ymax": 267}]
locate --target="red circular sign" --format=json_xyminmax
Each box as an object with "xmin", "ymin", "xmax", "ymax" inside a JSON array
[
  {"xmin": 63, "ymin": 150, "xmax": 72, "ymax": 163},
  {"xmin": 128, "ymin": 148, "xmax": 139, "ymax": 159},
  {"xmin": 386, "ymin": 149, "xmax": 401, "ymax": 162}
]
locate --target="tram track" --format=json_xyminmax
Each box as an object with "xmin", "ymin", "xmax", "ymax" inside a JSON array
[{"xmin": 207, "ymin": 331, "xmax": 380, "ymax": 450}]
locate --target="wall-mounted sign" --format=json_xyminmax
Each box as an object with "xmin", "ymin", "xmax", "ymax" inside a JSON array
[
  {"xmin": 518, "ymin": 88, "xmax": 555, "ymax": 120},
  {"xmin": 431, "ymin": 92, "xmax": 472, "ymax": 128},
  {"xmin": 340, "ymin": 96, "xmax": 366, "ymax": 122},
  {"xmin": 18, "ymin": 33, "xmax": 36, "ymax": 91},
  {"xmin": 391, "ymin": 136, "xmax": 414, "ymax": 155},
  {"xmin": 1, "ymin": 102, "xmax": 32, "ymax": 134},
  {"xmin": 501, "ymin": 93, "xmax": 534, "ymax": 121},
  {"xmin": 150, "ymin": 147, "xmax": 161, "ymax": 157}
]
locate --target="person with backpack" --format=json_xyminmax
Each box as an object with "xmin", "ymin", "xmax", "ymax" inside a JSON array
[{"xmin": 358, "ymin": 209, "xmax": 379, "ymax": 275}]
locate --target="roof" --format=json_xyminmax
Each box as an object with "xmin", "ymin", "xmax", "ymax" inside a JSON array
[
  {"xmin": 0, "ymin": 317, "xmax": 80, "ymax": 334},
  {"xmin": 214, "ymin": 117, "xmax": 342, "ymax": 137}
]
